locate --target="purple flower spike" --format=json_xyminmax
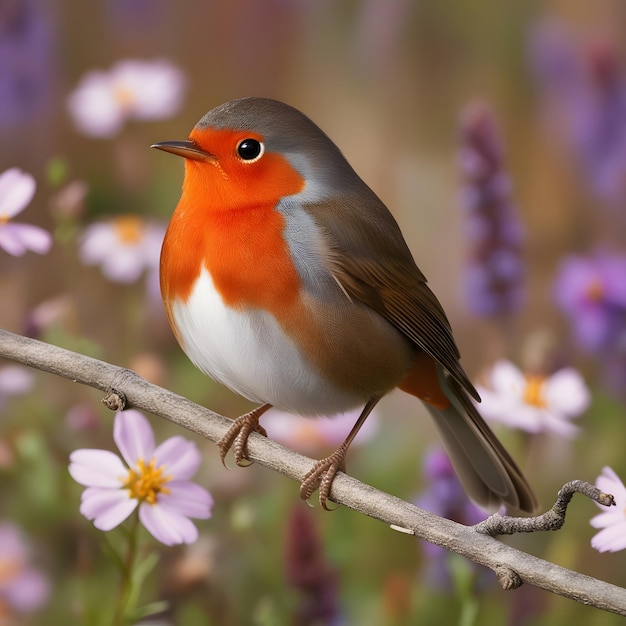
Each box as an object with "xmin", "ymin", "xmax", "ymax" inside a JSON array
[
  {"xmin": 457, "ymin": 103, "xmax": 525, "ymax": 318},
  {"xmin": 529, "ymin": 22, "xmax": 626, "ymax": 205}
]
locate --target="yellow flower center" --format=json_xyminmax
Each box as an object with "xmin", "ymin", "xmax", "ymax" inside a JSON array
[
  {"xmin": 0, "ymin": 558, "xmax": 21, "ymax": 584},
  {"xmin": 113, "ymin": 85, "xmax": 136, "ymax": 111},
  {"xmin": 523, "ymin": 374, "xmax": 547, "ymax": 408},
  {"xmin": 122, "ymin": 458, "xmax": 171, "ymax": 505},
  {"xmin": 113, "ymin": 216, "xmax": 143, "ymax": 245},
  {"xmin": 586, "ymin": 278, "xmax": 604, "ymax": 302}
]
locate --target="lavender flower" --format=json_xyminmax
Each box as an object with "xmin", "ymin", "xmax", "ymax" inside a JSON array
[
  {"xmin": 69, "ymin": 410, "xmax": 213, "ymax": 546},
  {"xmin": 554, "ymin": 252, "xmax": 626, "ymax": 354},
  {"xmin": 457, "ymin": 102, "xmax": 525, "ymax": 318}
]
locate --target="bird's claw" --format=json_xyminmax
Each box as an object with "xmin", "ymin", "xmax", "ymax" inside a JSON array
[
  {"xmin": 300, "ymin": 448, "xmax": 347, "ymax": 510},
  {"xmin": 218, "ymin": 408, "xmax": 268, "ymax": 467}
]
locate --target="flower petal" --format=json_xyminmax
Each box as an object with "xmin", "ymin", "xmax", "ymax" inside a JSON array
[
  {"xmin": 544, "ymin": 368, "xmax": 590, "ymax": 416},
  {"xmin": 489, "ymin": 360, "xmax": 526, "ymax": 399},
  {"xmin": 79, "ymin": 223, "xmax": 117, "ymax": 264},
  {"xmin": 79, "ymin": 487, "xmax": 137, "ymax": 530},
  {"xmin": 67, "ymin": 71, "xmax": 123, "ymax": 138},
  {"xmin": 591, "ymin": 521, "xmax": 626, "ymax": 553},
  {"xmin": 0, "ymin": 226, "xmax": 29, "ymax": 256},
  {"xmin": 100, "ymin": 247, "xmax": 146, "ymax": 283},
  {"xmin": 138, "ymin": 502, "xmax": 198, "ymax": 546},
  {"xmin": 158, "ymin": 481, "xmax": 213, "ymax": 519},
  {"xmin": 153, "ymin": 436, "xmax": 201, "ymax": 480},
  {"xmin": 69, "ymin": 449, "xmax": 128, "ymax": 487},
  {"xmin": 113, "ymin": 410, "xmax": 155, "ymax": 466},
  {"xmin": 0, "ymin": 365, "xmax": 34, "ymax": 396},
  {"xmin": 0, "ymin": 168, "xmax": 36, "ymax": 219},
  {"xmin": 5, "ymin": 222, "xmax": 52, "ymax": 254},
  {"xmin": 590, "ymin": 509, "xmax": 626, "ymax": 529},
  {"xmin": 595, "ymin": 466, "xmax": 626, "ymax": 504}
]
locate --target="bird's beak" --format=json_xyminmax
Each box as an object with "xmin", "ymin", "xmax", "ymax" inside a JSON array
[{"xmin": 151, "ymin": 140, "xmax": 216, "ymax": 163}]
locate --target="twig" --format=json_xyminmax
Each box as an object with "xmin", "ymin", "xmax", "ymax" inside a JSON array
[
  {"xmin": 475, "ymin": 480, "xmax": 615, "ymax": 536},
  {"xmin": 1, "ymin": 328, "xmax": 625, "ymax": 615}
]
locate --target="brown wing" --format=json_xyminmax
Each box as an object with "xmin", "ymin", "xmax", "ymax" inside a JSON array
[{"xmin": 303, "ymin": 190, "xmax": 480, "ymax": 402}]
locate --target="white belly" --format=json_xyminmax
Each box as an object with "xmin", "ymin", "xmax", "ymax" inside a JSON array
[{"xmin": 170, "ymin": 268, "xmax": 363, "ymax": 416}]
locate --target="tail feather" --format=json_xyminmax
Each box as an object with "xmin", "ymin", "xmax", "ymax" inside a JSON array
[{"xmin": 425, "ymin": 367, "xmax": 538, "ymax": 514}]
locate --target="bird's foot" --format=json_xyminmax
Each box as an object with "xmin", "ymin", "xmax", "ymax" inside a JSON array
[
  {"xmin": 218, "ymin": 404, "xmax": 270, "ymax": 467},
  {"xmin": 300, "ymin": 446, "xmax": 347, "ymax": 510}
]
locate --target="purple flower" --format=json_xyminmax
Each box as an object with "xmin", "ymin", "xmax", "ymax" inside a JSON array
[
  {"xmin": 416, "ymin": 449, "xmax": 487, "ymax": 523},
  {"xmin": 69, "ymin": 410, "xmax": 213, "ymax": 546},
  {"xmin": 79, "ymin": 216, "xmax": 165, "ymax": 283},
  {"xmin": 0, "ymin": 523, "xmax": 50, "ymax": 615},
  {"xmin": 457, "ymin": 102, "xmax": 525, "ymax": 318},
  {"xmin": 415, "ymin": 449, "xmax": 488, "ymax": 589},
  {"xmin": 0, "ymin": 168, "xmax": 52, "ymax": 256},
  {"xmin": 590, "ymin": 466, "xmax": 626, "ymax": 553},
  {"xmin": 554, "ymin": 252, "xmax": 626, "ymax": 353}
]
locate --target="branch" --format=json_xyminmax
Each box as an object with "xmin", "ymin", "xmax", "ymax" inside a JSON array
[{"xmin": 1, "ymin": 328, "xmax": 625, "ymax": 616}]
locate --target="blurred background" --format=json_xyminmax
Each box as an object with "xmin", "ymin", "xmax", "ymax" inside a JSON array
[{"xmin": 2, "ymin": 0, "xmax": 626, "ymax": 624}]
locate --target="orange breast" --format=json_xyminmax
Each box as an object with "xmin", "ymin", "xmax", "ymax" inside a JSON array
[{"xmin": 160, "ymin": 146, "xmax": 305, "ymax": 320}]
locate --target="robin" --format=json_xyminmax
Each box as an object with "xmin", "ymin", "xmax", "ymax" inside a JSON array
[{"xmin": 153, "ymin": 97, "xmax": 537, "ymax": 513}]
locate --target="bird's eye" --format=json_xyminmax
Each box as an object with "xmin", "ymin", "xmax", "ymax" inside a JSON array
[{"xmin": 236, "ymin": 138, "xmax": 264, "ymax": 162}]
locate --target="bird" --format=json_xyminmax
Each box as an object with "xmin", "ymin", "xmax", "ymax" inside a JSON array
[{"xmin": 152, "ymin": 96, "xmax": 538, "ymax": 513}]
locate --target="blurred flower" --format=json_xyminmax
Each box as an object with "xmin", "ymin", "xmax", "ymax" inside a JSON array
[
  {"xmin": 263, "ymin": 406, "xmax": 379, "ymax": 454},
  {"xmin": 284, "ymin": 505, "xmax": 340, "ymax": 625},
  {"xmin": 590, "ymin": 466, "xmax": 626, "ymax": 553},
  {"xmin": 79, "ymin": 215, "xmax": 165, "ymax": 283},
  {"xmin": 457, "ymin": 102, "xmax": 525, "ymax": 318},
  {"xmin": 0, "ymin": 522, "xmax": 50, "ymax": 616},
  {"xmin": 0, "ymin": 168, "xmax": 52, "ymax": 256},
  {"xmin": 529, "ymin": 23, "xmax": 626, "ymax": 204},
  {"xmin": 67, "ymin": 58, "xmax": 186, "ymax": 138},
  {"xmin": 64, "ymin": 403, "xmax": 101, "ymax": 433},
  {"xmin": 354, "ymin": 0, "xmax": 412, "ymax": 78},
  {"xmin": 415, "ymin": 449, "xmax": 488, "ymax": 589},
  {"xmin": 475, "ymin": 360, "xmax": 590, "ymax": 437},
  {"xmin": 416, "ymin": 448, "xmax": 487, "ymax": 522},
  {"xmin": 0, "ymin": 365, "xmax": 34, "ymax": 410},
  {"xmin": 23, "ymin": 295, "xmax": 73, "ymax": 338},
  {"xmin": 554, "ymin": 252, "xmax": 626, "ymax": 354},
  {"xmin": 0, "ymin": 0, "xmax": 56, "ymax": 129},
  {"xmin": 69, "ymin": 410, "xmax": 213, "ymax": 546},
  {"xmin": 49, "ymin": 180, "xmax": 88, "ymax": 219}
]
